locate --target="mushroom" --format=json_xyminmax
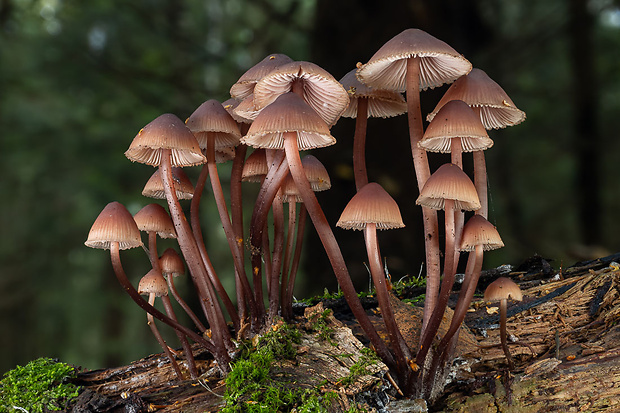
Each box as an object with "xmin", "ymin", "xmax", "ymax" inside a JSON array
[
  {"xmin": 137, "ymin": 269, "xmax": 184, "ymax": 379},
  {"xmin": 125, "ymin": 113, "xmax": 233, "ymax": 357},
  {"xmin": 415, "ymin": 163, "xmax": 480, "ymax": 368},
  {"xmin": 339, "ymin": 68, "xmax": 407, "ymax": 190},
  {"xmin": 337, "ymin": 182, "xmax": 412, "ymax": 379},
  {"xmin": 357, "ymin": 29, "xmax": 471, "ymax": 333},
  {"xmin": 230, "ymin": 53, "xmax": 293, "ymax": 101},
  {"xmin": 242, "ymin": 91, "xmax": 396, "ymax": 370},
  {"xmin": 427, "ymin": 68, "xmax": 526, "ymax": 218},
  {"xmin": 160, "ymin": 247, "xmax": 207, "ymax": 334},
  {"xmin": 142, "ymin": 168, "xmax": 194, "ymax": 200},
  {"xmin": 484, "ymin": 277, "xmax": 523, "ymax": 370},
  {"xmin": 84, "ymin": 202, "xmax": 218, "ymax": 363},
  {"xmin": 185, "ymin": 99, "xmax": 256, "ymax": 324}
]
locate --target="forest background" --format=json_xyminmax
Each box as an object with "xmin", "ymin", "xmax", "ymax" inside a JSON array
[{"xmin": 2, "ymin": 0, "xmax": 620, "ymax": 376}]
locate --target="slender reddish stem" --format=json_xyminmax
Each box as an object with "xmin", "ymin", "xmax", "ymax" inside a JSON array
[
  {"xmin": 353, "ymin": 97, "xmax": 369, "ymax": 191},
  {"xmin": 146, "ymin": 294, "xmax": 183, "ymax": 379},
  {"xmin": 165, "ymin": 274, "xmax": 207, "ymax": 333},
  {"xmin": 416, "ymin": 199, "xmax": 457, "ymax": 367},
  {"xmin": 191, "ymin": 157, "xmax": 242, "ymax": 329},
  {"xmin": 406, "ymin": 57, "xmax": 441, "ymax": 334},
  {"xmin": 500, "ymin": 298, "xmax": 515, "ymax": 370},
  {"xmin": 268, "ymin": 195, "xmax": 285, "ymax": 320},
  {"xmin": 473, "ymin": 150, "xmax": 489, "ymax": 219},
  {"xmin": 280, "ymin": 202, "xmax": 297, "ymax": 320},
  {"xmin": 108, "ymin": 242, "xmax": 219, "ymax": 359},
  {"xmin": 159, "ymin": 150, "xmax": 232, "ymax": 353},
  {"xmin": 205, "ymin": 134, "xmax": 258, "ymax": 320},
  {"xmin": 284, "ymin": 204, "xmax": 307, "ymax": 320},
  {"xmin": 283, "ymin": 132, "xmax": 396, "ymax": 370},
  {"xmin": 161, "ymin": 294, "xmax": 199, "ymax": 379},
  {"xmin": 365, "ymin": 224, "xmax": 412, "ymax": 381}
]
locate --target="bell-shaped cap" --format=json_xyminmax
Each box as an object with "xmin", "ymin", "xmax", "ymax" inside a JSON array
[
  {"xmin": 230, "ymin": 53, "xmax": 294, "ymax": 100},
  {"xmin": 427, "ymin": 68, "xmax": 526, "ymax": 129},
  {"xmin": 185, "ymin": 100, "xmax": 241, "ymax": 150},
  {"xmin": 138, "ymin": 269, "xmax": 168, "ymax": 297},
  {"xmin": 459, "ymin": 214, "xmax": 504, "ymax": 252},
  {"xmin": 241, "ymin": 92, "xmax": 335, "ymax": 150},
  {"xmin": 253, "ymin": 61, "xmax": 350, "ymax": 126},
  {"xmin": 339, "ymin": 68, "xmax": 407, "ymax": 119},
  {"xmin": 356, "ymin": 29, "xmax": 472, "ymax": 92},
  {"xmin": 416, "ymin": 163, "xmax": 480, "ymax": 211},
  {"xmin": 241, "ymin": 149, "xmax": 268, "ymax": 182},
  {"xmin": 278, "ymin": 155, "xmax": 331, "ymax": 203},
  {"xmin": 337, "ymin": 182, "xmax": 405, "ymax": 230},
  {"xmin": 125, "ymin": 113, "xmax": 206, "ymax": 167},
  {"xmin": 85, "ymin": 201, "xmax": 143, "ymax": 250},
  {"xmin": 160, "ymin": 248, "xmax": 185, "ymax": 277},
  {"xmin": 142, "ymin": 168, "xmax": 194, "ymax": 200},
  {"xmin": 484, "ymin": 277, "xmax": 522, "ymax": 302},
  {"xmin": 419, "ymin": 100, "xmax": 493, "ymax": 153},
  {"xmin": 133, "ymin": 203, "xmax": 176, "ymax": 239}
]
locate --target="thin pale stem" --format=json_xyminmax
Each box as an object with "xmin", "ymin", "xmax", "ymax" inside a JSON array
[
  {"xmin": 500, "ymin": 299, "xmax": 515, "ymax": 370},
  {"xmin": 473, "ymin": 150, "xmax": 489, "ymax": 219}
]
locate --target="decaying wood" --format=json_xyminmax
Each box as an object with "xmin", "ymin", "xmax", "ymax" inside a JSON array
[
  {"xmin": 67, "ymin": 255, "xmax": 620, "ymax": 412},
  {"xmin": 439, "ymin": 260, "xmax": 620, "ymax": 412}
]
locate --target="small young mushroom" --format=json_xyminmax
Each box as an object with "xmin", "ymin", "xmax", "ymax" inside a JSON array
[
  {"xmin": 484, "ymin": 277, "xmax": 523, "ymax": 370},
  {"xmin": 138, "ymin": 269, "xmax": 183, "ymax": 379}
]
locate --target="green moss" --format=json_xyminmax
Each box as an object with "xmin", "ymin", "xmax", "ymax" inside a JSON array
[
  {"xmin": 306, "ymin": 308, "xmax": 336, "ymax": 344},
  {"xmin": 339, "ymin": 348, "xmax": 379, "ymax": 387},
  {"xmin": 222, "ymin": 323, "xmax": 337, "ymax": 413},
  {"xmin": 0, "ymin": 358, "xmax": 80, "ymax": 413}
]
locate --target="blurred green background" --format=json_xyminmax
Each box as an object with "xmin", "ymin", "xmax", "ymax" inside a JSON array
[{"xmin": 2, "ymin": 0, "xmax": 620, "ymax": 375}]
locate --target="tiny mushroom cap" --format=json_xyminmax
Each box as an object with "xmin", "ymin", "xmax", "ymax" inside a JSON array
[
  {"xmin": 142, "ymin": 168, "xmax": 194, "ymax": 200},
  {"xmin": 252, "ymin": 60, "xmax": 350, "ymax": 127},
  {"xmin": 241, "ymin": 148, "xmax": 268, "ymax": 182},
  {"xmin": 133, "ymin": 203, "xmax": 176, "ymax": 239},
  {"xmin": 419, "ymin": 100, "xmax": 493, "ymax": 153},
  {"xmin": 85, "ymin": 201, "xmax": 143, "ymax": 250},
  {"xmin": 301, "ymin": 155, "xmax": 331, "ymax": 192},
  {"xmin": 185, "ymin": 99, "xmax": 242, "ymax": 150},
  {"xmin": 356, "ymin": 28, "xmax": 472, "ymax": 92},
  {"xmin": 427, "ymin": 68, "xmax": 526, "ymax": 130},
  {"xmin": 459, "ymin": 214, "xmax": 504, "ymax": 252},
  {"xmin": 484, "ymin": 277, "xmax": 523, "ymax": 302},
  {"xmin": 233, "ymin": 93, "xmax": 261, "ymax": 122},
  {"xmin": 230, "ymin": 53, "xmax": 294, "ymax": 100},
  {"xmin": 125, "ymin": 113, "xmax": 206, "ymax": 167},
  {"xmin": 279, "ymin": 157, "xmax": 331, "ymax": 203},
  {"xmin": 337, "ymin": 182, "xmax": 405, "ymax": 231},
  {"xmin": 416, "ymin": 163, "xmax": 481, "ymax": 211},
  {"xmin": 241, "ymin": 92, "xmax": 336, "ymax": 150},
  {"xmin": 160, "ymin": 248, "xmax": 185, "ymax": 277},
  {"xmin": 138, "ymin": 269, "xmax": 169, "ymax": 297},
  {"xmin": 339, "ymin": 68, "xmax": 407, "ymax": 119}
]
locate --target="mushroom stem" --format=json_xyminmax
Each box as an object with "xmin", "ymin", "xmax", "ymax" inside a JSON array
[
  {"xmin": 365, "ymin": 223, "xmax": 412, "ymax": 380},
  {"xmin": 416, "ymin": 198, "xmax": 457, "ymax": 367},
  {"xmin": 165, "ymin": 274, "xmax": 207, "ymax": 333},
  {"xmin": 160, "ymin": 294, "xmax": 199, "ymax": 379},
  {"xmin": 146, "ymin": 293, "xmax": 184, "ymax": 379},
  {"xmin": 283, "ymin": 132, "xmax": 396, "ymax": 370},
  {"xmin": 108, "ymin": 241, "xmax": 223, "ymax": 366},
  {"xmin": 249, "ymin": 150, "xmax": 288, "ymax": 318},
  {"xmin": 280, "ymin": 202, "xmax": 298, "ymax": 320},
  {"xmin": 159, "ymin": 149, "xmax": 232, "ymax": 353},
  {"xmin": 353, "ymin": 97, "xmax": 369, "ymax": 191},
  {"xmin": 268, "ymin": 195, "xmax": 285, "ymax": 320},
  {"xmin": 405, "ymin": 56, "xmax": 441, "ymax": 334},
  {"xmin": 283, "ymin": 204, "xmax": 307, "ymax": 321},
  {"xmin": 205, "ymin": 133, "xmax": 258, "ymax": 320},
  {"xmin": 473, "ymin": 150, "xmax": 489, "ymax": 219},
  {"xmin": 190, "ymin": 160, "xmax": 241, "ymax": 329},
  {"xmin": 436, "ymin": 244, "xmax": 484, "ymax": 359},
  {"xmin": 499, "ymin": 298, "xmax": 515, "ymax": 370}
]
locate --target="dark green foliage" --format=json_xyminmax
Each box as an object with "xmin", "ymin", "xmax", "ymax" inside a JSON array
[{"xmin": 0, "ymin": 358, "xmax": 80, "ymax": 413}]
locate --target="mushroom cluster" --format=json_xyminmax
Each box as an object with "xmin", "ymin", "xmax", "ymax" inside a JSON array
[{"xmin": 84, "ymin": 27, "xmax": 525, "ymax": 399}]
